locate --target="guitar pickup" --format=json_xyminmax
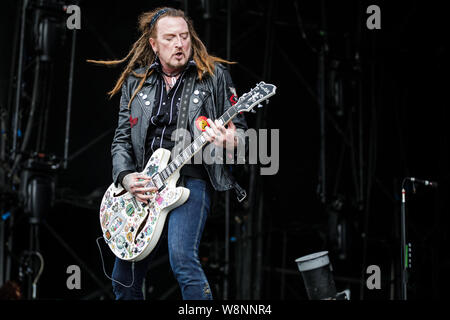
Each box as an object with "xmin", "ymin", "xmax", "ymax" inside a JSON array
[{"xmin": 151, "ymin": 173, "xmax": 166, "ymax": 192}]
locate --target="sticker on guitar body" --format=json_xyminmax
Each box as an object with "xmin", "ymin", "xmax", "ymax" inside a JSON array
[{"xmin": 99, "ymin": 153, "xmax": 183, "ymax": 260}]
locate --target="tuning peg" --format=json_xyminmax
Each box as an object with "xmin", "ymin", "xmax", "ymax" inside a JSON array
[
  {"xmin": 265, "ymin": 99, "xmax": 270, "ymax": 104},
  {"xmin": 250, "ymin": 109, "xmax": 257, "ymax": 113}
]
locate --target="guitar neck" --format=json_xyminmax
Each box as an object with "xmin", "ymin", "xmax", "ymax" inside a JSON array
[
  {"xmin": 152, "ymin": 81, "xmax": 277, "ymax": 185},
  {"xmin": 157, "ymin": 105, "xmax": 240, "ymax": 182}
]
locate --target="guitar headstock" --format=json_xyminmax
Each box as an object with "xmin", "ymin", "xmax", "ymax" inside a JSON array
[{"xmin": 235, "ymin": 82, "xmax": 277, "ymax": 113}]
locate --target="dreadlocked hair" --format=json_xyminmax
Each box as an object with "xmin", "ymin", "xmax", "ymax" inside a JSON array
[{"xmin": 87, "ymin": 7, "xmax": 235, "ymax": 109}]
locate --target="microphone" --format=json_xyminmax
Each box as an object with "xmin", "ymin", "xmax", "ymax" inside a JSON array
[{"xmin": 408, "ymin": 177, "xmax": 438, "ymax": 188}]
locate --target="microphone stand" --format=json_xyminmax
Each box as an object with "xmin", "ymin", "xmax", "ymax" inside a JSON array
[
  {"xmin": 400, "ymin": 184, "xmax": 407, "ymax": 300},
  {"xmin": 400, "ymin": 177, "xmax": 437, "ymax": 300}
]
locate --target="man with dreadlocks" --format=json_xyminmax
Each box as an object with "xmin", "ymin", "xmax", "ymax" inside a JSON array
[{"xmin": 89, "ymin": 7, "xmax": 247, "ymax": 300}]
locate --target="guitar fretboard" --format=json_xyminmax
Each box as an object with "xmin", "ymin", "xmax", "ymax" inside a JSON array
[{"xmin": 157, "ymin": 105, "xmax": 239, "ymax": 182}]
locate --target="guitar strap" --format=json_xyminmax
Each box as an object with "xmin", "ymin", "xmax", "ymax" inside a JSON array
[
  {"xmin": 226, "ymin": 167, "xmax": 247, "ymax": 202},
  {"xmin": 174, "ymin": 70, "xmax": 195, "ymax": 189},
  {"xmin": 175, "ymin": 70, "xmax": 196, "ymax": 139}
]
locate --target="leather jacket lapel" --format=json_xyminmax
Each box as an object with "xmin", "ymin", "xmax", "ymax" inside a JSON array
[{"xmin": 137, "ymin": 85, "xmax": 156, "ymax": 143}]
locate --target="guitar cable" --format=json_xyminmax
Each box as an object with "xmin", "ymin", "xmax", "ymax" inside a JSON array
[{"xmin": 96, "ymin": 236, "xmax": 135, "ymax": 288}]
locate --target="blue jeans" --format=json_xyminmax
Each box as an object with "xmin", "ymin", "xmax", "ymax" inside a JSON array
[{"xmin": 111, "ymin": 177, "xmax": 213, "ymax": 300}]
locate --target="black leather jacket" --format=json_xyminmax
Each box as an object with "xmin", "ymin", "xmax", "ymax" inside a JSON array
[{"xmin": 111, "ymin": 62, "xmax": 248, "ymax": 192}]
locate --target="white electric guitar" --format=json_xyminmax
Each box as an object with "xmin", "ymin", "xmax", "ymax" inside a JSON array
[{"xmin": 99, "ymin": 82, "xmax": 277, "ymax": 261}]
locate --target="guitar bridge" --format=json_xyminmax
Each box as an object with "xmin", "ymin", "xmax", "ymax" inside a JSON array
[{"xmin": 131, "ymin": 197, "xmax": 139, "ymax": 209}]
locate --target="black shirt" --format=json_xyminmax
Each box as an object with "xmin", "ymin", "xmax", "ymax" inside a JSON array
[{"xmin": 144, "ymin": 70, "xmax": 185, "ymax": 161}]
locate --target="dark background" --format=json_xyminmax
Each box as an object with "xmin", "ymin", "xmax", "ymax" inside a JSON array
[{"xmin": 0, "ymin": 0, "xmax": 449, "ymax": 300}]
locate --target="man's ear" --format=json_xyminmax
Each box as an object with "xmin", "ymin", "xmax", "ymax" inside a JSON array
[{"xmin": 149, "ymin": 38, "xmax": 157, "ymax": 53}]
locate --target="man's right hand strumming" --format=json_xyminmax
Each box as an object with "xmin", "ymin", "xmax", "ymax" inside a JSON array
[{"xmin": 121, "ymin": 172, "xmax": 157, "ymax": 203}]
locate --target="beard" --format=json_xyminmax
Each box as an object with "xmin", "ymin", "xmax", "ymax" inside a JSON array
[{"xmin": 158, "ymin": 47, "xmax": 191, "ymax": 73}]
